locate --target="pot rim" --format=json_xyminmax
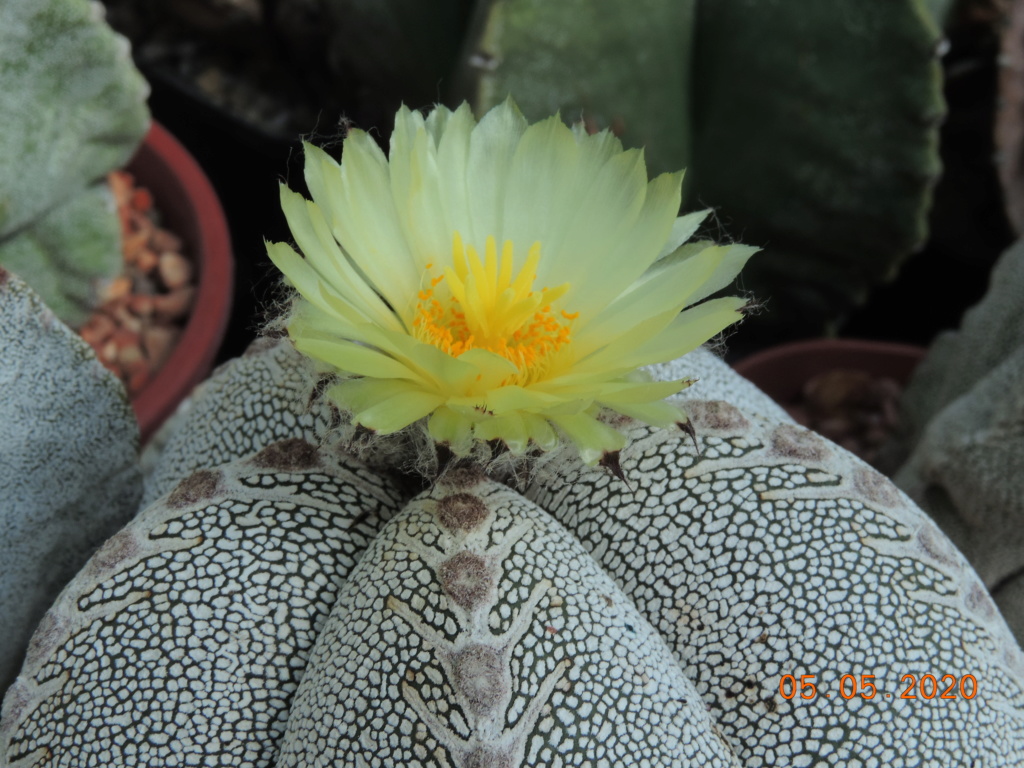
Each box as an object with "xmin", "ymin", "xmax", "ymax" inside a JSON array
[{"xmin": 128, "ymin": 120, "xmax": 233, "ymax": 444}]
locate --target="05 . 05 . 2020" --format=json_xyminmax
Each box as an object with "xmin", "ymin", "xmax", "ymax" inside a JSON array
[{"xmin": 779, "ymin": 673, "xmax": 978, "ymax": 701}]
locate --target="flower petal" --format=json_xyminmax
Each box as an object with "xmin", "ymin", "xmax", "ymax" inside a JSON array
[
  {"xmin": 592, "ymin": 377, "xmax": 694, "ymax": 405},
  {"xmin": 656, "ymin": 210, "xmax": 710, "ymax": 260},
  {"xmin": 330, "ymin": 378, "xmax": 443, "ymax": 433},
  {"xmin": 605, "ymin": 398, "xmax": 688, "ymax": 429},
  {"xmin": 501, "ymin": 114, "xmax": 581, "ymax": 268},
  {"xmin": 427, "ymin": 406, "xmax": 476, "ymax": 453},
  {"xmin": 549, "ymin": 412, "xmax": 626, "ymax": 465},
  {"xmin": 521, "ymin": 412, "xmax": 560, "ymax": 452},
  {"xmin": 390, "ymin": 107, "xmax": 450, "ymax": 271},
  {"xmin": 609, "ymin": 296, "xmax": 748, "ymax": 370},
  {"xmin": 466, "ymin": 98, "xmax": 529, "ymax": 245},
  {"xmin": 434, "ymin": 103, "xmax": 476, "ymax": 239},
  {"xmin": 474, "ymin": 412, "xmax": 529, "ymax": 453},
  {"xmin": 291, "ymin": 336, "xmax": 419, "ymax": 382},
  {"xmin": 562, "ymin": 168, "xmax": 684, "ymax": 322},
  {"xmin": 573, "ymin": 242, "xmax": 728, "ymax": 355},
  {"xmin": 334, "ymin": 130, "xmax": 419, "ymax": 310},
  {"xmin": 675, "ymin": 243, "xmax": 759, "ymax": 308},
  {"xmin": 278, "ymin": 186, "xmax": 402, "ymax": 330}
]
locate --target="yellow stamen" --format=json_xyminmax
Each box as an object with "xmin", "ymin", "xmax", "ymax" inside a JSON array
[{"xmin": 413, "ymin": 233, "xmax": 576, "ymax": 383}]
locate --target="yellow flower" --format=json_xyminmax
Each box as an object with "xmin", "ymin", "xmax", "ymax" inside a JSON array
[{"xmin": 268, "ymin": 100, "xmax": 756, "ymax": 465}]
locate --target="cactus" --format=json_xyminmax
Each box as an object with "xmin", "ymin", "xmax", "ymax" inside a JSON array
[
  {"xmin": 452, "ymin": 0, "xmax": 695, "ymax": 179},
  {"xmin": 0, "ymin": 269, "xmax": 141, "ymax": 696},
  {"xmin": 4, "ymin": 101, "xmax": 1024, "ymax": 765},
  {"xmin": 3, "ymin": 326, "xmax": 1024, "ymax": 764},
  {"xmin": 889, "ymin": 238, "xmax": 1024, "ymax": 643},
  {"xmin": 0, "ymin": 0, "xmax": 149, "ymax": 327},
  {"xmin": 454, "ymin": 0, "xmax": 944, "ymax": 333}
]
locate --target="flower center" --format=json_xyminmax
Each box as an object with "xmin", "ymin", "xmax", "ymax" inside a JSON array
[{"xmin": 412, "ymin": 233, "xmax": 576, "ymax": 377}]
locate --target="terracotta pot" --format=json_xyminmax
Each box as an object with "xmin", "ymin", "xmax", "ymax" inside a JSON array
[
  {"xmin": 126, "ymin": 121, "xmax": 233, "ymax": 444},
  {"xmin": 732, "ymin": 338, "xmax": 926, "ymax": 405}
]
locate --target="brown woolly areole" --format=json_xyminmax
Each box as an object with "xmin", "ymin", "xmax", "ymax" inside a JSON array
[
  {"xmin": 435, "ymin": 493, "xmax": 489, "ymax": 532},
  {"xmin": 167, "ymin": 469, "xmax": 222, "ymax": 508},
  {"xmin": 250, "ymin": 438, "xmax": 321, "ymax": 472},
  {"xmin": 438, "ymin": 551, "xmax": 494, "ymax": 611}
]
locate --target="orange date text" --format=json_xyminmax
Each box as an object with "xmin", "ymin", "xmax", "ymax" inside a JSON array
[{"xmin": 778, "ymin": 674, "xmax": 978, "ymax": 701}]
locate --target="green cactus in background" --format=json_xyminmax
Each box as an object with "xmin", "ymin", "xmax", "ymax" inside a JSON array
[
  {"xmin": 0, "ymin": 0, "xmax": 149, "ymax": 327},
  {"xmin": 453, "ymin": 0, "xmax": 944, "ymax": 335},
  {"xmin": 452, "ymin": 0, "xmax": 695, "ymax": 180}
]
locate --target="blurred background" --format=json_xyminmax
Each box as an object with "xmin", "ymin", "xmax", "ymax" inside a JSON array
[{"xmin": 93, "ymin": 0, "xmax": 1018, "ymax": 362}]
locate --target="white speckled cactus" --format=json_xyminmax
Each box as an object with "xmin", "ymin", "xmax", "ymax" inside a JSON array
[
  {"xmin": 4, "ymin": 102, "xmax": 1024, "ymax": 766},
  {"xmin": 3, "ymin": 329, "xmax": 1024, "ymax": 765},
  {"xmin": 888, "ymin": 238, "xmax": 1024, "ymax": 644},
  {"xmin": 0, "ymin": 0, "xmax": 149, "ymax": 326},
  {"xmin": 0, "ymin": 269, "xmax": 141, "ymax": 696}
]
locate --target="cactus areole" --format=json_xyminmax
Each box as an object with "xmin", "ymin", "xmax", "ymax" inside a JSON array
[{"xmin": 4, "ymin": 102, "xmax": 1024, "ymax": 767}]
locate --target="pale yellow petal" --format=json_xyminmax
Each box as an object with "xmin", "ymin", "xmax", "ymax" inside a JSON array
[
  {"xmin": 292, "ymin": 336, "xmax": 419, "ymax": 382},
  {"xmin": 606, "ymin": 399, "xmax": 688, "ymax": 429},
  {"xmin": 390, "ymin": 108, "xmax": 450, "ymax": 272},
  {"xmin": 591, "ymin": 377, "xmax": 693, "ymax": 405},
  {"xmin": 521, "ymin": 412, "xmax": 559, "ymax": 452},
  {"xmin": 609, "ymin": 296, "xmax": 747, "ymax": 370},
  {"xmin": 540, "ymin": 147, "xmax": 648, "ymax": 297},
  {"xmin": 434, "ymin": 103, "xmax": 476, "ymax": 238},
  {"xmin": 302, "ymin": 141, "xmax": 341, "ymax": 217},
  {"xmin": 465, "ymin": 98, "xmax": 528, "ymax": 245},
  {"xmin": 500, "ymin": 114, "xmax": 581, "ymax": 272},
  {"xmin": 656, "ymin": 209, "xmax": 708, "ymax": 260},
  {"xmin": 328, "ymin": 378, "xmax": 416, "ymax": 413},
  {"xmin": 473, "ymin": 412, "xmax": 529, "ymax": 453},
  {"xmin": 278, "ymin": 186, "xmax": 402, "ymax": 331},
  {"xmin": 427, "ymin": 406, "xmax": 476, "ymax": 454},
  {"xmin": 549, "ymin": 412, "xmax": 626, "ymax": 465},
  {"xmin": 676, "ymin": 243, "xmax": 759, "ymax": 308},
  {"xmin": 484, "ymin": 385, "xmax": 571, "ymax": 414},
  {"xmin": 334, "ymin": 130, "xmax": 418, "ymax": 310},
  {"xmin": 573, "ymin": 243, "xmax": 726, "ymax": 354},
  {"xmin": 568, "ymin": 169, "xmax": 684, "ymax": 320},
  {"xmin": 355, "ymin": 389, "xmax": 445, "ymax": 434},
  {"xmin": 267, "ymin": 240, "xmax": 366, "ymax": 326}
]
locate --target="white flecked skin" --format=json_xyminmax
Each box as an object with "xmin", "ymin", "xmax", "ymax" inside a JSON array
[
  {"xmin": 5, "ymin": 340, "xmax": 1024, "ymax": 767},
  {"xmin": 0, "ymin": 439, "xmax": 404, "ymax": 768},
  {"xmin": 277, "ymin": 474, "xmax": 741, "ymax": 767},
  {"xmin": 142, "ymin": 338, "xmax": 327, "ymax": 506},
  {"xmin": 0, "ymin": 270, "xmax": 141, "ymax": 695},
  {"xmin": 527, "ymin": 399, "xmax": 1024, "ymax": 765}
]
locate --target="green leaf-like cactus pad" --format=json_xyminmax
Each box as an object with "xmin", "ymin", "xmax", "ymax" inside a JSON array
[
  {"xmin": 689, "ymin": 0, "xmax": 944, "ymax": 330},
  {"xmin": 0, "ymin": 181, "xmax": 121, "ymax": 328},
  {"xmin": 0, "ymin": 0, "xmax": 149, "ymax": 238},
  {"xmin": 454, "ymin": 0, "xmax": 696, "ymax": 175}
]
